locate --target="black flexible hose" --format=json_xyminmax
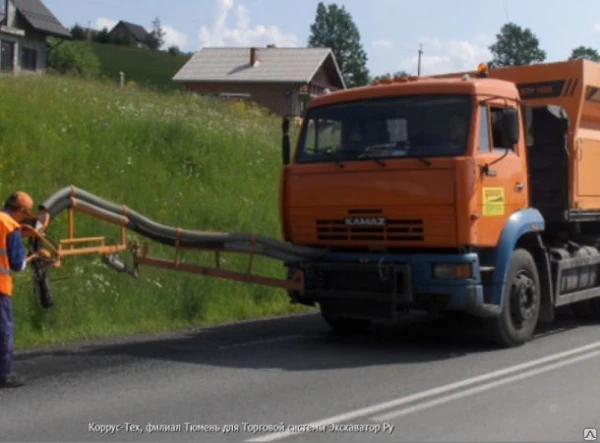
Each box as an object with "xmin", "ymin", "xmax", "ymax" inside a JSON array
[{"xmin": 39, "ymin": 186, "xmax": 328, "ymax": 264}]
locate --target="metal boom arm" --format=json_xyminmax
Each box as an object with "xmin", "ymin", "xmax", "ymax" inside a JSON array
[{"xmin": 25, "ymin": 185, "xmax": 321, "ymax": 307}]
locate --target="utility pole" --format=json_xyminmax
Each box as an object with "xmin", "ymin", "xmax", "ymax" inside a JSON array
[{"xmin": 417, "ymin": 44, "xmax": 423, "ymax": 76}]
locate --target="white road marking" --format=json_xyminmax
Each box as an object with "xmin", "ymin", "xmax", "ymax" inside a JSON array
[
  {"xmin": 246, "ymin": 340, "xmax": 600, "ymax": 442},
  {"xmin": 373, "ymin": 348, "xmax": 600, "ymax": 421}
]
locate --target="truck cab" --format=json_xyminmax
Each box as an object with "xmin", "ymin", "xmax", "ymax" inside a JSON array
[
  {"xmin": 282, "ymin": 70, "xmax": 527, "ymax": 252},
  {"xmin": 279, "ymin": 60, "xmax": 600, "ymax": 348}
]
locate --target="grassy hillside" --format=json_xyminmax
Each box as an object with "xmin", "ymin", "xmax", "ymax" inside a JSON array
[
  {"xmin": 86, "ymin": 41, "xmax": 190, "ymax": 91},
  {"xmin": 0, "ymin": 74, "xmax": 311, "ymax": 349}
]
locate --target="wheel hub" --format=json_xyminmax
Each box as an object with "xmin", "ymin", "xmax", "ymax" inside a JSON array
[{"xmin": 510, "ymin": 271, "xmax": 537, "ymax": 327}]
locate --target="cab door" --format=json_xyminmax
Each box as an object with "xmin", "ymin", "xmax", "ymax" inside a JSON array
[{"xmin": 473, "ymin": 102, "xmax": 528, "ymax": 246}]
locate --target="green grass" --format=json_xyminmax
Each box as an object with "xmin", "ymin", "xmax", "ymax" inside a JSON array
[
  {"xmin": 86, "ymin": 41, "xmax": 190, "ymax": 91},
  {"xmin": 0, "ymin": 74, "xmax": 312, "ymax": 349}
]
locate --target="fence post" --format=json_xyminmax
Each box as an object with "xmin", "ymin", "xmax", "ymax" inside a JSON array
[{"xmin": 119, "ymin": 71, "xmax": 125, "ymax": 88}]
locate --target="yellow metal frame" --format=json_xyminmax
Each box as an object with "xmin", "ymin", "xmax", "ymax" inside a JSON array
[
  {"xmin": 58, "ymin": 204, "xmax": 128, "ymax": 258},
  {"xmin": 25, "ymin": 186, "xmax": 304, "ymax": 292}
]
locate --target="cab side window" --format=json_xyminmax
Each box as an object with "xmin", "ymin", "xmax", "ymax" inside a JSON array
[
  {"xmin": 478, "ymin": 105, "xmax": 491, "ymax": 152},
  {"xmin": 490, "ymin": 106, "xmax": 515, "ymax": 151}
]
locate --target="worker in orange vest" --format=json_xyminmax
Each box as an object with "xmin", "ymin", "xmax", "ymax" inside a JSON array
[{"xmin": 0, "ymin": 191, "xmax": 35, "ymax": 388}]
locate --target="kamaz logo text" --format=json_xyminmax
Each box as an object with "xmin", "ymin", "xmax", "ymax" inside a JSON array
[{"xmin": 344, "ymin": 217, "xmax": 386, "ymax": 226}]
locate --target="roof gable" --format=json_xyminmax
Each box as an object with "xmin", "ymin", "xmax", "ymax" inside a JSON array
[
  {"xmin": 112, "ymin": 21, "xmax": 149, "ymax": 42},
  {"xmin": 16, "ymin": 0, "xmax": 71, "ymax": 39},
  {"xmin": 172, "ymin": 47, "xmax": 345, "ymax": 88}
]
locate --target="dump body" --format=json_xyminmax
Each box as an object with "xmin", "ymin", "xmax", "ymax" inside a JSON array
[{"xmin": 434, "ymin": 59, "xmax": 600, "ymax": 219}]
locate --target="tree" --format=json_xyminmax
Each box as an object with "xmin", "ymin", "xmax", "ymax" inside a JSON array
[
  {"xmin": 168, "ymin": 45, "xmax": 181, "ymax": 56},
  {"xmin": 94, "ymin": 27, "xmax": 111, "ymax": 44},
  {"xmin": 569, "ymin": 46, "xmax": 600, "ymax": 62},
  {"xmin": 146, "ymin": 16, "xmax": 165, "ymax": 50},
  {"xmin": 371, "ymin": 70, "xmax": 409, "ymax": 82},
  {"xmin": 70, "ymin": 23, "xmax": 86, "ymax": 40},
  {"xmin": 489, "ymin": 22, "xmax": 546, "ymax": 67},
  {"xmin": 48, "ymin": 40, "xmax": 101, "ymax": 78},
  {"xmin": 308, "ymin": 2, "xmax": 369, "ymax": 88}
]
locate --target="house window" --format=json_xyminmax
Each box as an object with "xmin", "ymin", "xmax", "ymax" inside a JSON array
[
  {"xmin": 0, "ymin": 0, "xmax": 6, "ymax": 26},
  {"xmin": 0, "ymin": 40, "xmax": 14, "ymax": 72},
  {"xmin": 20, "ymin": 47, "xmax": 37, "ymax": 71}
]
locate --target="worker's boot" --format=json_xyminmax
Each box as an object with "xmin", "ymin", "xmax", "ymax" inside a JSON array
[{"xmin": 0, "ymin": 373, "xmax": 25, "ymax": 388}]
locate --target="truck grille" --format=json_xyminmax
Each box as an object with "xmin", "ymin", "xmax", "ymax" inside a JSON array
[{"xmin": 316, "ymin": 218, "xmax": 424, "ymax": 241}]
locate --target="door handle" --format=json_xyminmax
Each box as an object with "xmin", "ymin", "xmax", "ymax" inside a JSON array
[{"xmin": 515, "ymin": 182, "xmax": 524, "ymax": 192}]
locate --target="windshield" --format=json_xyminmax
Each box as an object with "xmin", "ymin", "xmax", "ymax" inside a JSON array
[{"xmin": 295, "ymin": 94, "xmax": 473, "ymax": 164}]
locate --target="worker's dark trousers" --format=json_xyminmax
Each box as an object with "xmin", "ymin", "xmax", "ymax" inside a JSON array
[{"xmin": 0, "ymin": 294, "xmax": 13, "ymax": 382}]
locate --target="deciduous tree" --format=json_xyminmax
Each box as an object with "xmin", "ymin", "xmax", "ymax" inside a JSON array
[
  {"xmin": 489, "ymin": 22, "xmax": 546, "ymax": 67},
  {"xmin": 308, "ymin": 2, "xmax": 369, "ymax": 87},
  {"xmin": 69, "ymin": 24, "xmax": 86, "ymax": 40},
  {"xmin": 569, "ymin": 46, "xmax": 600, "ymax": 62},
  {"xmin": 371, "ymin": 70, "xmax": 409, "ymax": 82}
]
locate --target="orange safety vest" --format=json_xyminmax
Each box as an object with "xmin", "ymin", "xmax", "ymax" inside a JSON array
[{"xmin": 0, "ymin": 211, "xmax": 21, "ymax": 296}]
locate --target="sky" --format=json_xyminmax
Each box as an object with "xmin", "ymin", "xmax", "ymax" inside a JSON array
[{"xmin": 43, "ymin": 0, "xmax": 600, "ymax": 77}]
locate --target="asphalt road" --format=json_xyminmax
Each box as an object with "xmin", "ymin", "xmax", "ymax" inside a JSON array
[{"xmin": 2, "ymin": 309, "xmax": 600, "ymax": 443}]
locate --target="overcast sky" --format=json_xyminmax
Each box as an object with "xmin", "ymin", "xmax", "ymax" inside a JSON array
[{"xmin": 44, "ymin": 0, "xmax": 600, "ymax": 76}]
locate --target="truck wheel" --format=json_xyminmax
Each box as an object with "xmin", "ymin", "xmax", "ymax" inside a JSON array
[
  {"xmin": 485, "ymin": 248, "xmax": 541, "ymax": 347},
  {"xmin": 320, "ymin": 306, "xmax": 371, "ymax": 335}
]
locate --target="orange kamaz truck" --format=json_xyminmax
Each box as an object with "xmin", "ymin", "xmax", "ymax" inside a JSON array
[{"xmin": 278, "ymin": 59, "xmax": 600, "ymax": 347}]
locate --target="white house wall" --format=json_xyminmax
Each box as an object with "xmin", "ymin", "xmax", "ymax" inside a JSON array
[{"xmin": 0, "ymin": 0, "xmax": 49, "ymax": 74}]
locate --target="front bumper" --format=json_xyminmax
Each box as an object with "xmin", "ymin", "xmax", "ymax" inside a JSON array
[{"xmin": 296, "ymin": 252, "xmax": 501, "ymax": 320}]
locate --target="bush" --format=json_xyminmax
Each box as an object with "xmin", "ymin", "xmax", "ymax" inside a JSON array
[
  {"xmin": 48, "ymin": 40, "xmax": 101, "ymax": 78},
  {"xmin": 168, "ymin": 45, "xmax": 181, "ymax": 56}
]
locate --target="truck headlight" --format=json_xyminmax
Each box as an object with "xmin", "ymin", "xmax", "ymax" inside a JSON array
[{"xmin": 432, "ymin": 263, "xmax": 472, "ymax": 279}]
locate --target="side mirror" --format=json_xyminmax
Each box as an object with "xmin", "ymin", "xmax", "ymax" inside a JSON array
[
  {"xmin": 502, "ymin": 108, "xmax": 519, "ymax": 146},
  {"xmin": 282, "ymin": 117, "xmax": 291, "ymax": 165}
]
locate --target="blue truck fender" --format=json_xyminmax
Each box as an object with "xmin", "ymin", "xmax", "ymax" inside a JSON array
[{"xmin": 487, "ymin": 208, "xmax": 546, "ymax": 306}]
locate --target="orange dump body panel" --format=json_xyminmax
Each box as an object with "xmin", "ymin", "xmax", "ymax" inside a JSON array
[{"xmin": 434, "ymin": 59, "xmax": 600, "ymax": 212}]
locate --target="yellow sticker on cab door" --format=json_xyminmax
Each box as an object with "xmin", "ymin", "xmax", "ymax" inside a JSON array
[{"xmin": 482, "ymin": 187, "xmax": 505, "ymax": 216}]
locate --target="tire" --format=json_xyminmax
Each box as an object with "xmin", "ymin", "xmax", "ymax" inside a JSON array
[
  {"xmin": 320, "ymin": 306, "xmax": 371, "ymax": 335},
  {"xmin": 485, "ymin": 248, "xmax": 541, "ymax": 347}
]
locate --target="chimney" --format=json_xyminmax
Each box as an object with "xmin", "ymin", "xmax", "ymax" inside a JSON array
[{"xmin": 250, "ymin": 47, "xmax": 259, "ymax": 66}]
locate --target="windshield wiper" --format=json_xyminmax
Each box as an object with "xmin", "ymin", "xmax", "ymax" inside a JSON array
[
  {"xmin": 359, "ymin": 152, "xmax": 386, "ymax": 167},
  {"xmin": 414, "ymin": 156, "xmax": 432, "ymax": 166},
  {"xmin": 319, "ymin": 150, "xmax": 345, "ymax": 168}
]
